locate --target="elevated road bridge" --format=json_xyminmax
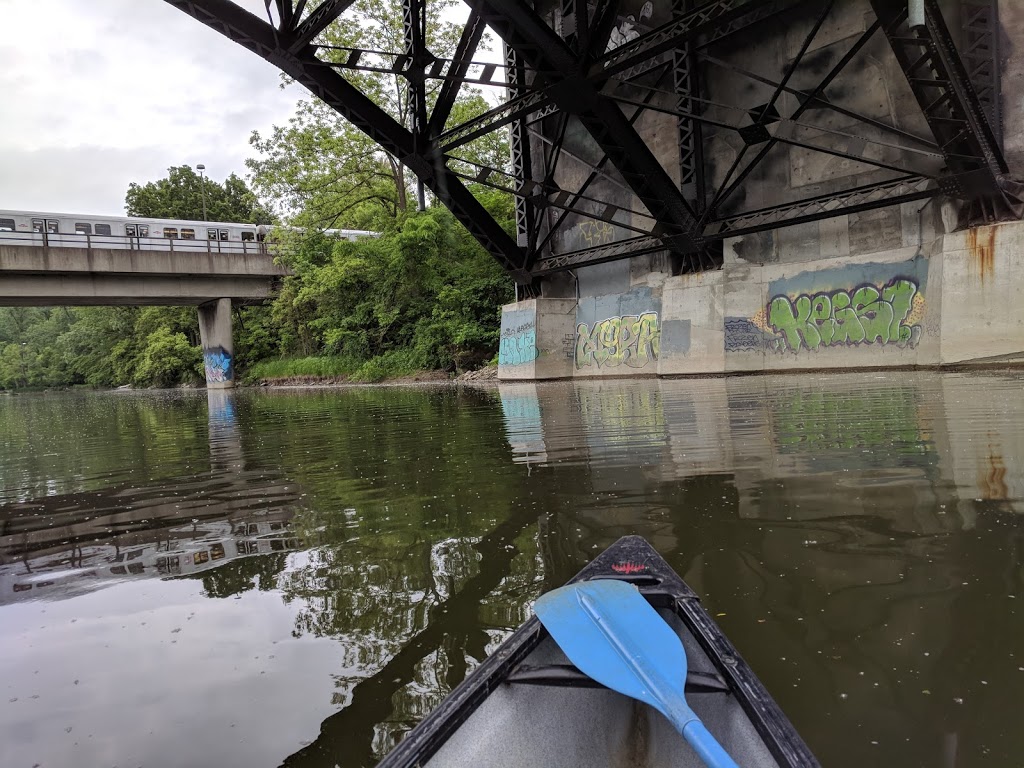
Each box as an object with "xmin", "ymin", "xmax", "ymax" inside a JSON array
[{"xmin": 0, "ymin": 231, "xmax": 289, "ymax": 388}]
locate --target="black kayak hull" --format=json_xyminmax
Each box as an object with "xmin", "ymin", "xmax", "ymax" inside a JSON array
[{"xmin": 378, "ymin": 536, "xmax": 819, "ymax": 767}]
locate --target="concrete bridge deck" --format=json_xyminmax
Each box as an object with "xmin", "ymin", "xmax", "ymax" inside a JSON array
[{"xmin": 0, "ymin": 236, "xmax": 289, "ymax": 306}]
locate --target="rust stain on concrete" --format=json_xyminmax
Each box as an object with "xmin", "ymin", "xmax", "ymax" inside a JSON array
[
  {"xmin": 967, "ymin": 226, "xmax": 996, "ymax": 283},
  {"xmin": 978, "ymin": 441, "xmax": 1008, "ymax": 500}
]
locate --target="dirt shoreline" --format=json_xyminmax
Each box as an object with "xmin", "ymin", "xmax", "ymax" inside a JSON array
[{"xmin": 245, "ymin": 365, "xmax": 499, "ymax": 389}]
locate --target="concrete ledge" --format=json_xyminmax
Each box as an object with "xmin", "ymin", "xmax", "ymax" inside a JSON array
[{"xmin": 0, "ymin": 273, "xmax": 279, "ymax": 306}]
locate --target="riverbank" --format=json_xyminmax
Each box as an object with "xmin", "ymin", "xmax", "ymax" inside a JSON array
[{"xmin": 244, "ymin": 364, "xmax": 499, "ymax": 388}]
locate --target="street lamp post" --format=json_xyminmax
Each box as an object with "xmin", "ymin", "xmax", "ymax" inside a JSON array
[{"xmin": 197, "ymin": 164, "xmax": 209, "ymax": 222}]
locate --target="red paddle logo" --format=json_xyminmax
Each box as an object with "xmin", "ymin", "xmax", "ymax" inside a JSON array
[{"xmin": 611, "ymin": 561, "xmax": 646, "ymax": 574}]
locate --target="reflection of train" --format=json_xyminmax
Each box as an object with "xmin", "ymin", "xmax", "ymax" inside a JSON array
[
  {"xmin": 0, "ymin": 517, "xmax": 302, "ymax": 604},
  {"xmin": 0, "ymin": 209, "xmax": 376, "ymax": 253}
]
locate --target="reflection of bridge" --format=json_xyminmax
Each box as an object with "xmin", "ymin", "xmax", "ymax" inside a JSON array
[
  {"xmin": 0, "ymin": 392, "xmax": 303, "ymax": 604},
  {"xmin": 164, "ymin": 1, "xmax": 1024, "ymax": 381},
  {"xmin": 0, "ymin": 231, "xmax": 289, "ymax": 388}
]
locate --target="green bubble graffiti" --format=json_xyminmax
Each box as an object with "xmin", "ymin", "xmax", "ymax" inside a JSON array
[{"xmin": 767, "ymin": 279, "xmax": 921, "ymax": 353}]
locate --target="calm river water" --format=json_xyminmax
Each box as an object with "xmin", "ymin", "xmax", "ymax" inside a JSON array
[{"xmin": 1, "ymin": 372, "xmax": 1023, "ymax": 768}]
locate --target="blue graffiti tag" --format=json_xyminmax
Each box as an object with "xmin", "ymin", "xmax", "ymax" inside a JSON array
[{"xmin": 203, "ymin": 347, "xmax": 234, "ymax": 383}]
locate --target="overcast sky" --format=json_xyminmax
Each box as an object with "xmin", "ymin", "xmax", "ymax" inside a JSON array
[{"xmin": 0, "ymin": 0, "xmax": 300, "ymax": 216}]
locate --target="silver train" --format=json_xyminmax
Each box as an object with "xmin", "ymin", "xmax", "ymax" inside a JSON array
[{"xmin": 0, "ymin": 209, "xmax": 376, "ymax": 254}]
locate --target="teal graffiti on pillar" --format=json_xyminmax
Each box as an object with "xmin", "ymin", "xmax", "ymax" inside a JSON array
[
  {"xmin": 499, "ymin": 329, "xmax": 538, "ymax": 366},
  {"xmin": 767, "ymin": 279, "xmax": 923, "ymax": 353},
  {"xmin": 204, "ymin": 347, "xmax": 234, "ymax": 383},
  {"xmin": 499, "ymin": 316, "xmax": 539, "ymax": 367}
]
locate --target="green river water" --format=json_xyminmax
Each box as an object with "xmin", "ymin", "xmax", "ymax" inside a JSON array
[{"xmin": 1, "ymin": 371, "xmax": 1022, "ymax": 767}]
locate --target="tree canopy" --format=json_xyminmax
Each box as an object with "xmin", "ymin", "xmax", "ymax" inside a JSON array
[{"xmin": 126, "ymin": 165, "xmax": 274, "ymax": 224}]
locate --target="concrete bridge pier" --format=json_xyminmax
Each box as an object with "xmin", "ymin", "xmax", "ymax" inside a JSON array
[{"xmin": 198, "ymin": 298, "xmax": 234, "ymax": 389}]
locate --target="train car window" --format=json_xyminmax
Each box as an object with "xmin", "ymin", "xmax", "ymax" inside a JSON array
[
  {"xmin": 46, "ymin": 220, "xmax": 59, "ymax": 234},
  {"xmin": 207, "ymin": 228, "xmax": 218, "ymax": 240},
  {"xmin": 95, "ymin": 224, "xmax": 112, "ymax": 236},
  {"xmin": 241, "ymin": 231, "xmax": 255, "ymax": 241},
  {"xmin": 75, "ymin": 223, "xmax": 92, "ymax": 235},
  {"xmin": 163, "ymin": 227, "xmax": 178, "ymax": 239},
  {"xmin": 219, "ymin": 229, "xmax": 229, "ymax": 241},
  {"xmin": 0, "ymin": 218, "xmax": 15, "ymax": 232},
  {"xmin": 126, "ymin": 224, "xmax": 137, "ymax": 237},
  {"xmin": 139, "ymin": 225, "xmax": 149, "ymax": 237},
  {"xmin": 32, "ymin": 219, "xmax": 44, "ymax": 233},
  {"xmin": 181, "ymin": 228, "xmax": 196, "ymax": 240}
]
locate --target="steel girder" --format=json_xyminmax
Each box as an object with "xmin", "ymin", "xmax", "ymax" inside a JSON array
[
  {"xmin": 163, "ymin": 0, "xmax": 1022, "ymax": 282},
  {"xmin": 870, "ymin": 0, "xmax": 1022, "ymax": 224},
  {"xmin": 466, "ymin": 0, "xmax": 703, "ymax": 257}
]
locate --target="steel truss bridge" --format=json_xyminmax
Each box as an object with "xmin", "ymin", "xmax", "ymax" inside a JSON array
[{"xmin": 164, "ymin": 0, "xmax": 1021, "ymax": 287}]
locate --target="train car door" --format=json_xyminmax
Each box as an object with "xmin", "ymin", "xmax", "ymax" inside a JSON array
[
  {"xmin": 31, "ymin": 218, "xmax": 60, "ymax": 244},
  {"xmin": 124, "ymin": 223, "xmax": 149, "ymax": 248}
]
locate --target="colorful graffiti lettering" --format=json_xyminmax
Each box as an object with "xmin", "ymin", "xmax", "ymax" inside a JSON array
[
  {"xmin": 575, "ymin": 312, "xmax": 660, "ymax": 369},
  {"xmin": 499, "ymin": 329, "xmax": 539, "ymax": 366},
  {"xmin": 203, "ymin": 347, "xmax": 234, "ymax": 383},
  {"xmin": 767, "ymin": 279, "xmax": 923, "ymax": 353}
]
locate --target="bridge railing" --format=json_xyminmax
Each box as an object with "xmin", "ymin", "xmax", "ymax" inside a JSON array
[{"xmin": 0, "ymin": 230, "xmax": 276, "ymax": 255}]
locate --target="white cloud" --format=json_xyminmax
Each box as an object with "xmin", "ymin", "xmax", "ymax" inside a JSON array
[{"xmin": 0, "ymin": 0, "xmax": 299, "ymax": 214}]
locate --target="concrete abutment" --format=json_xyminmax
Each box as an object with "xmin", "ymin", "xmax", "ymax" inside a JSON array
[{"xmin": 498, "ymin": 219, "xmax": 1024, "ymax": 380}]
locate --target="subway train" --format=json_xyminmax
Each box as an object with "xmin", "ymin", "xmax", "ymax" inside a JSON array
[{"xmin": 0, "ymin": 209, "xmax": 375, "ymax": 253}]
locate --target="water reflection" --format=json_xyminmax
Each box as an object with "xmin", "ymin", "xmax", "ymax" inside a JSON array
[
  {"xmin": 0, "ymin": 375, "xmax": 1022, "ymax": 768},
  {"xmin": 499, "ymin": 373, "xmax": 1024, "ymax": 767},
  {"xmin": 0, "ymin": 391, "xmax": 303, "ymax": 605}
]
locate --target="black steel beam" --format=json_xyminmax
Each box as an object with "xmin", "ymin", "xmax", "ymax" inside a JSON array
[
  {"xmin": 533, "ymin": 236, "xmax": 666, "ymax": 276},
  {"xmin": 961, "ymin": 1, "xmax": 1001, "ymax": 144},
  {"xmin": 594, "ymin": 0, "xmax": 814, "ymax": 82},
  {"xmin": 286, "ymin": 0, "xmax": 355, "ymax": 51},
  {"xmin": 870, "ymin": 0, "xmax": 1022, "ymax": 223},
  {"xmin": 428, "ymin": 11, "xmax": 486, "ymax": 137},
  {"xmin": 709, "ymin": 175, "xmax": 938, "ymax": 239},
  {"xmin": 163, "ymin": 0, "xmax": 526, "ymax": 280},
  {"xmin": 402, "ymin": 0, "xmax": 429, "ymax": 149},
  {"xmin": 506, "ymin": 43, "xmax": 536, "ymax": 254}
]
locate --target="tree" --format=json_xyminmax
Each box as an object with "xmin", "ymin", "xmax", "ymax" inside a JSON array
[{"xmin": 125, "ymin": 165, "xmax": 274, "ymax": 224}]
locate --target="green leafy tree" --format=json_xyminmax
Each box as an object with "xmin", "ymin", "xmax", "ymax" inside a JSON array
[{"xmin": 126, "ymin": 165, "xmax": 274, "ymax": 224}]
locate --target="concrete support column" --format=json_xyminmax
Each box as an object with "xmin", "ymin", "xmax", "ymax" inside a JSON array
[{"xmin": 198, "ymin": 298, "xmax": 234, "ymax": 389}]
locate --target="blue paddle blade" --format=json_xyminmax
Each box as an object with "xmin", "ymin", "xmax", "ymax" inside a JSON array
[{"xmin": 534, "ymin": 579, "xmax": 739, "ymax": 768}]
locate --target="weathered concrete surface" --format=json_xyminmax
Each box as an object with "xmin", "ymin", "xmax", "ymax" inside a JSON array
[
  {"xmin": 499, "ymin": 219, "xmax": 1024, "ymax": 379},
  {"xmin": 0, "ymin": 245, "xmax": 288, "ymax": 276},
  {"xmin": 0, "ymin": 274, "xmax": 279, "ymax": 306},
  {"xmin": 0, "ymin": 244, "xmax": 287, "ymax": 306},
  {"xmin": 198, "ymin": 299, "xmax": 235, "ymax": 390}
]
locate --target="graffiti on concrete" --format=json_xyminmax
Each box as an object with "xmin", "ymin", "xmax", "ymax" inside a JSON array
[
  {"xmin": 203, "ymin": 346, "xmax": 233, "ymax": 383},
  {"xmin": 724, "ymin": 317, "xmax": 771, "ymax": 352},
  {"xmin": 499, "ymin": 320, "xmax": 538, "ymax": 366},
  {"xmin": 499, "ymin": 308, "xmax": 539, "ymax": 367},
  {"xmin": 767, "ymin": 279, "xmax": 924, "ymax": 353},
  {"xmin": 575, "ymin": 312, "xmax": 660, "ymax": 369},
  {"xmin": 724, "ymin": 260, "xmax": 928, "ymax": 354},
  {"xmin": 576, "ymin": 221, "xmax": 616, "ymax": 247}
]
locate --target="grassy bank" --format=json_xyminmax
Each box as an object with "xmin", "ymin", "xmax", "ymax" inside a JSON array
[{"xmin": 242, "ymin": 350, "xmax": 425, "ymax": 384}]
